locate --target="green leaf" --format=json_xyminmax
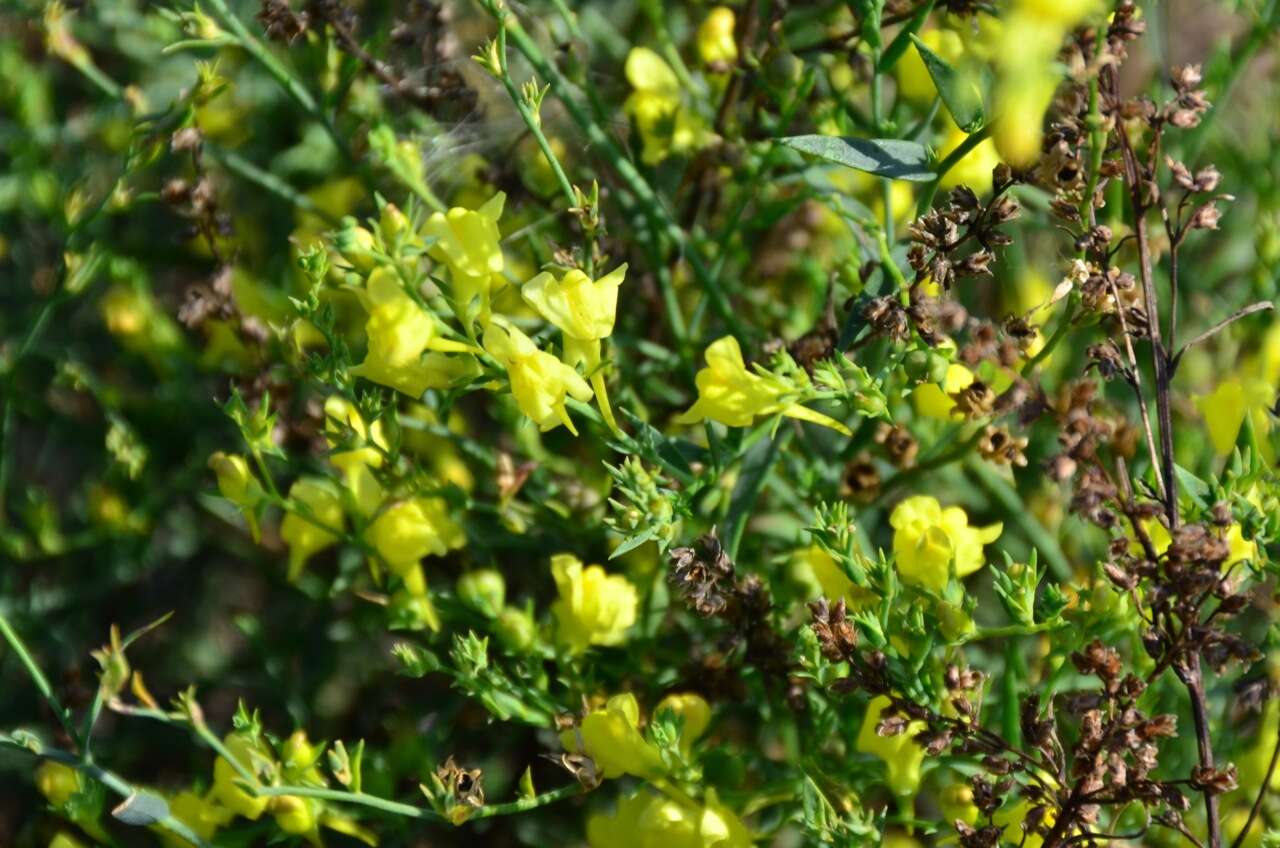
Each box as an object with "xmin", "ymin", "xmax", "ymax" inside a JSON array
[
  {"xmin": 908, "ymin": 34, "xmax": 984, "ymax": 132},
  {"xmin": 112, "ymin": 791, "xmax": 170, "ymax": 826},
  {"xmin": 780, "ymin": 136, "xmax": 934, "ymax": 181}
]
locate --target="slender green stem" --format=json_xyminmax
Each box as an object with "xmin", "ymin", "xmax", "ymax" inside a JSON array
[
  {"xmin": 207, "ymin": 145, "xmax": 330, "ymax": 222},
  {"xmin": 915, "ymin": 125, "xmax": 992, "ymax": 217},
  {"xmin": 491, "ymin": 8, "xmax": 745, "ymax": 338},
  {"xmin": 496, "ymin": 26, "xmax": 576, "ymax": 210},
  {"xmin": 0, "ymin": 612, "xmax": 81, "ymax": 747},
  {"xmin": 252, "ymin": 780, "xmax": 585, "ymax": 821}
]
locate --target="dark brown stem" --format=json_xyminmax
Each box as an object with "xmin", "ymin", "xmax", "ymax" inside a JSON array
[{"xmin": 1176, "ymin": 655, "xmax": 1223, "ymax": 848}]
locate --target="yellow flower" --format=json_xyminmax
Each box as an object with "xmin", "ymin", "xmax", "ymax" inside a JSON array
[
  {"xmin": 280, "ymin": 477, "xmax": 345, "ymax": 581},
  {"xmin": 208, "ymin": 452, "xmax": 263, "ymax": 540},
  {"xmin": 938, "ymin": 116, "xmax": 1002, "ymax": 194},
  {"xmin": 624, "ymin": 48, "xmax": 712, "ymax": 165},
  {"xmin": 586, "ymin": 788, "xmax": 753, "ymax": 848},
  {"xmin": 324, "ymin": 396, "xmax": 388, "ymax": 517},
  {"xmin": 890, "ymin": 495, "xmax": 1002, "ymax": 592},
  {"xmin": 654, "ymin": 692, "xmax": 712, "ymax": 754},
  {"xmin": 366, "ymin": 497, "xmax": 465, "ymax": 576},
  {"xmin": 793, "ymin": 544, "xmax": 875, "ymax": 609},
  {"xmin": 423, "ymin": 191, "xmax": 506, "ymax": 324},
  {"xmin": 697, "ymin": 7, "xmax": 738, "ymax": 66},
  {"xmin": 211, "ymin": 732, "xmax": 271, "ymax": 820},
  {"xmin": 675, "ymin": 336, "xmax": 850, "ymax": 434},
  {"xmin": 350, "ymin": 267, "xmax": 476, "ymax": 399},
  {"xmin": 164, "ymin": 790, "xmax": 234, "ymax": 847},
  {"xmin": 35, "ymin": 761, "xmax": 81, "ymax": 806},
  {"xmin": 550, "ymin": 553, "xmax": 638, "ymax": 651},
  {"xmin": 856, "ymin": 695, "xmax": 926, "ymax": 797},
  {"xmin": 561, "ymin": 692, "xmax": 662, "ymax": 779},
  {"xmin": 896, "ymin": 28, "xmax": 964, "ymax": 103},
  {"xmin": 522, "ymin": 263, "xmax": 627, "ymax": 432},
  {"xmin": 913, "ymin": 362, "xmax": 974, "ymax": 419},
  {"xmin": 1197, "ymin": 377, "xmax": 1273, "ymax": 456},
  {"xmin": 483, "ymin": 318, "xmax": 594, "ymax": 435}
]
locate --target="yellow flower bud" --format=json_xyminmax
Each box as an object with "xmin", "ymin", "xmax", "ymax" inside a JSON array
[
  {"xmin": 697, "ymin": 7, "xmax": 738, "ymax": 66},
  {"xmin": 550, "ymin": 553, "xmax": 637, "ymax": 652},
  {"xmin": 271, "ymin": 794, "xmax": 315, "ymax": 835},
  {"xmin": 280, "ymin": 477, "xmax": 345, "ymax": 581},
  {"xmin": 35, "ymin": 761, "xmax": 81, "ymax": 806},
  {"xmin": 334, "ymin": 220, "xmax": 378, "ymax": 273},
  {"xmin": 457, "ymin": 568, "xmax": 506, "ymax": 616},
  {"xmin": 209, "ymin": 452, "xmax": 263, "ymax": 540}
]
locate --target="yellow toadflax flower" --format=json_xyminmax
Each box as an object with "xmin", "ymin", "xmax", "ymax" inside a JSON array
[
  {"xmin": 857, "ymin": 695, "xmax": 926, "ymax": 798},
  {"xmin": 324, "ymin": 396, "xmax": 388, "ymax": 517},
  {"xmin": 561, "ymin": 692, "xmax": 662, "ymax": 779},
  {"xmin": 522, "ymin": 263, "xmax": 627, "ymax": 433},
  {"xmin": 676, "ymin": 336, "xmax": 850, "ymax": 434},
  {"xmin": 350, "ymin": 267, "xmax": 477, "ymax": 399},
  {"xmin": 483, "ymin": 318, "xmax": 594, "ymax": 435},
  {"xmin": 550, "ymin": 553, "xmax": 637, "ymax": 651},
  {"xmin": 365, "ymin": 498, "xmax": 465, "ymax": 628},
  {"xmin": 624, "ymin": 47, "xmax": 713, "ymax": 165},
  {"xmin": 423, "ymin": 192, "xmax": 506, "ymax": 325},
  {"xmin": 890, "ymin": 495, "xmax": 1002, "ymax": 592},
  {"xmin": 586, "ymin": 788, "xmax": 753, "ymax": 848},
  {"xmin": 280, "ymin": 478, "xmax": 346, "ymax": 581},
  {"xmin": 913, "ymin": 362, "xmax": 974, "ymax": 419},
  {"xmin": 697, "ymin": 7, "xmax": 738, "ymax": 67}
]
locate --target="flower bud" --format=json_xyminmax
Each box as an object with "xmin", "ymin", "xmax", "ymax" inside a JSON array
[
  {"xmin": 457, "ymin": 569, "xmax": 506, "ymax": 617},
  {"xmin": 271, "ymin": 795, "xmax": 315, "ymax": 835},
  {"xmin": 493, "ymin": 606, "xmax": 537, "ymax": 654},
  {"xmin": 333, "ymin": 219, "xmax": 378, "ymax": 274},
  {"xmin": 697, "ymin": 7, "xmax": 737, "ymax": 66},
  {"xmin": 35, "ymin": 761, "xmax": 81, "ymax": 806}
]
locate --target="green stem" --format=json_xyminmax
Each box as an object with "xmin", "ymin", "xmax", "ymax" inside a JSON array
[
  {"xmin": 0, "ymin": 612, "xmax": 81, "ymax": 747},
  {"xmin": 492, "ymin": 8, "xmax": 745, "ymax": 338},
  {"xmin": 496, "ymin": 27, "xmax": 576, "ymax": 210},
  {"xmin": 251, "ymin": 780, "xmax": 585, "ymax": 821},
  {"xmin": 915, "ymin": 125, "xmax": 992, "ymax": 217},
  {"xmin": 207, "ymin": 145, "xmax": 330, "ymax": 222}
]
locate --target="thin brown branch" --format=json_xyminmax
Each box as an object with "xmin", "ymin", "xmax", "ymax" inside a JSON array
[{"xmin": 1174, "ymin": 301, "xmax": 1275, "ymax": 368}]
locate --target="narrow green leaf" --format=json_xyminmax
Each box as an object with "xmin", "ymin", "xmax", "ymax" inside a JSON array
[
  {"xmin": 780, "ymin": 136, "xmax": 934, "ymax": 181},
  {"xmin": 112, "ymin": 791, "xmax": 170, "ymax": 826},
  {"xmin": 908, "ymin": 33, "xmax": 984, "ymax": 132}
]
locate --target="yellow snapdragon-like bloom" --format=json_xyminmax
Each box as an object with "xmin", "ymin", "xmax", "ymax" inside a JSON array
[
  {"xmin": 793, "ymin": 544, "xmax": 875, "ymax": 609},
  {"xmin": 324, "ymin": 396, "xmax": 388, "ymax": 517},
  {"xmin": 423, "ymin": 191, "xmax": 506, "ymax": 324},
  {"xmin": 675, "ymin": 336, "xmax": 850, "ymax": 434},
  {"xmin": 550, "ymin": 553, "xmax": 638, "ymax": 651},
  {"xmin": 366, "ymin": 497, "xmax": 465, "ymax": 575},
  {"xmin": 856, "ymin": 695, "xmax": 926, "ymax": 798},
  {"xmin": 165, "ymin": 790, "xmax": 234, "ymax": 847},
  {"xmin": 624, "ymin": 48, "xmax": 712, "ymax": 165},
  {"xmin": 890, "ymin": 495, "xmax": 1002, "ymax": 591},
  {"xmin": 913, "ymin": 362, "xmax": 974, "ymax": 419},
  {"xmin": 586, "ymin": 788, "xmax": 753, "ymax": 848},
  {"xmin": 350, "ymin": 268, "xmax": 477, "ymax": 399},
  {"xmin": 483, "ymin": 319, "xmax": 594, "ymax": 435},
  {"xmin": 280, "ymin": 478, "xmax": 345, "ymax": 581},
  {"xmin": 561, "ymin": 692, "xmax": 662, "ymax": 779},
  {"xmin": 211, "ymin": 732, "xmax": 271, "ymax": 820},
  {"xmin": 522, "ymin": 263, "xmax": 627, "ymax": 433},
  {"xmin": 1197, "ymin": 377, "xmax": 1274, "ymax": 457},
  {"xmin": 697, "ymin": 7, "xmax": 738, "ymax": 66},
  {"xmin": 992, "ymin": 0, "xmax": 1099, "ymax": 166},
  {"xmin": 209, "ymin": 452, "xmax": 263, "ymax": 540}
]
